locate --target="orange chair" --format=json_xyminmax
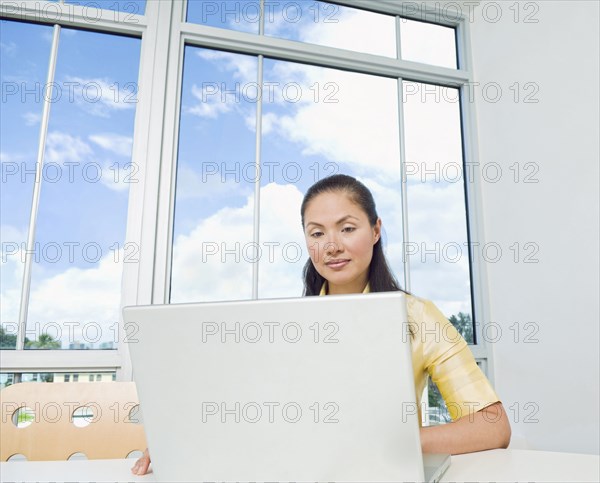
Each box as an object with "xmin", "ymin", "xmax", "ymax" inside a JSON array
[{"xmin": 0, "ymin": 382, "xmax": 147, "ymax": 461}]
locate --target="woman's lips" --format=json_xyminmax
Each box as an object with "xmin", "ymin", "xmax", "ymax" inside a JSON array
[{"xmin": 326, "ymin": 259, "xmax": 350, "ymax": 269}]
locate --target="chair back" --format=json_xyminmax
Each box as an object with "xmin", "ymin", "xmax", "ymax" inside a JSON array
[{"xmin": 1, "ymin": 382, "xmax": 147, "ymax": 461}]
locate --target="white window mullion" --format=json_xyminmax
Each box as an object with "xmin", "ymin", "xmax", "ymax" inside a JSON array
[
  {"xmin": 0, "ymin": 1, "xmax": 146, "ymax": 35},
  {"xmin": 252, "ymin": 54, "xmax": 264, "ymax": 300},
  {"xmin": 180, "ymin": 23, "xmax": 469, "ymax": 88},
  {"xmin": 250, "ymin": 0, "xmax": 266, "ymax": 299},
  {"xmin": 1, "ymin": 350, "xmax": 121, "ymax": 374},
  {"xmin": 118, "ymin": 0, "xmax": 177, "ymax": 380},
  {"xmin": 396, "ymin": 16, "xmax": 411, "ymax": 293},
  {"xmin": 152, "ymin": 0, "xmax": 187, "ymax": 306},
  {"xmin": 456, "ymin": 18, "xmax": 493, "ymax": 381}
]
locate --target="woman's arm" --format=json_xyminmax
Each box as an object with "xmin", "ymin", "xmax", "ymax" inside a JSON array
[{"xmin": 420, "ymin": 401, "xmax": 511, "ymax": 454}]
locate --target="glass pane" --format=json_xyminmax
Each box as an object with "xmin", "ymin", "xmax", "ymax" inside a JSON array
[
  {"xmin": 264, "ymin": 1, "xmax": 396, "ymax": 58},
  {"xmin": 258, "ymin": 58, "xmax": 404, "ymax": 298},
  {"xmin": 0, "ymin": 372, "xmax": 116, "ymax": 389},
  {"xmin": 402, "ymin": 80, "xmax": 473, "ymax": 342},
  {"xmin": 187, "ymin": 0, "xmax": 260, "ymax": 34},
  {"xmin": 170, "ymin": 47, "xmax": 258, "ymax": 303},
  {"xmin": 64, "ymin": 0, "xmax": 146, "ymax": 16},
  {"xmin": 400, "ymin": 19, "xmax": 457, "ymax": 69},
  {"xmin": 426, "ymin": 378, "xmax": 451, "ymax": 425},
  {"xmin": 25, "ymin": 28, "xmax": 141, "ymax": 350},
  {"xmin": 1, "ymin": 21, "xmax": 54, "ymax": 349}
]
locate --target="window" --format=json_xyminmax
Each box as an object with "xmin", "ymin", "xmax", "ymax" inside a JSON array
[
  {"xmin": 1, "ymin": 0, "xmax": 144, "ymax": 382},
  {"xmin": 2, "ymin": 1, "xmax": 492, "ymax": 425},
  {"xmin": 165, "ymin": 1, "xmax": 487, "ymax": 424},
  {"xmin": 168, "ymin": 3, "xmax": 478, "ymax": 330}
]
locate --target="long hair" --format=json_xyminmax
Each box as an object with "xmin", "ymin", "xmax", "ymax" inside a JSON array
[{"xmin": 301, "ymin": 174, "xmax": 408, "ymax": 296}]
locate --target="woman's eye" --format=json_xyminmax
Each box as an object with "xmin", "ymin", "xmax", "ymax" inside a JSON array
[
  {"xmin": 342, "ymin": 226, "xmax": 356, "ymax": 233},
  {"xmin": 310, "ymin": 232, "xmax": 324, "ymax": 238}
]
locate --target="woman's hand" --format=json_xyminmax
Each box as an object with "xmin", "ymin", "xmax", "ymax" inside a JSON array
[
  {"xmin": 131, "ymin": 448, "xmax": 151, "ymax": 475},
  {"xmin": 420, "ymin": 401, "xmax": 511, "ymax": 455}
]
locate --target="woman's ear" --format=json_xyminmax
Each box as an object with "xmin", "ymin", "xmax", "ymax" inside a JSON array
[{"xmin": 373, "ymin": 218, "xmax": 382, "ymax": 244}]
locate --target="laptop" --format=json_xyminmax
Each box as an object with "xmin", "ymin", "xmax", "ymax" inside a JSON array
[{"xmin": 124, "ymin": 292, "xmax": 451, "ymax": 482}]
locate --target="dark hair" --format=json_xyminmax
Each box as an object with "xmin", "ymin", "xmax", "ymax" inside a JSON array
[{"xmin": 300, "ymin": 174, "xmax": 408, "ymax": 296}]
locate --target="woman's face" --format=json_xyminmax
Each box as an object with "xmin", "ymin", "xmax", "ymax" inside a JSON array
[{"xmin": 303, "ymin": 191, "xmax": 381, "ymax": 295}]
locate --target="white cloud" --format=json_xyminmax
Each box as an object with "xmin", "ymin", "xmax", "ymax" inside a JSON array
[
  {"xmin": 380, "ymin": 179, "xmax": 471, "ymax": 314},
  {"xmin": 170, "ymin": 192, "xmax": 254, "ymax": 303},
  {"xmin": 63, "ymin": 76, "xmax": 136, "ymax": 118},
  {"xmin": 300, "ymin": 7, "xmax": 396, "ymax": 57},
  {"xmin": 98, "ymin": 161, "xmax": 134, "ymax": 193},
  {"xmin": 45, "ymin": 131, "xmax": 93, "ymax": 164},
  {"xmin": 42, "ymin": 131, "xmax": 132, "ymax": 193},
  {"xmin": 188, "ymin": 83, "xmax": 234, "ymax": 118},
  {"xmin": 403, "ymin": 81, "xmax": 463, "ymax": 173},
  {"xmin": 185, "ymin": 50, "xmax": 259, "ymax": 120},
  {"xmin": 170, "ymin": 182, "xmax": 307, "ymax": 302},
  {"xmin": 400, "ymin": 19, "xmax": 457, "ymax": 68},
  {"xmin": 197, "ymin": 49, "xmax": 257, "ymax": 85},
  {"xmin": 22, "ymin": 112, "xmax": 42, "ymax": 126},
  {"xmin": 244, "ymin": 110, "xmax": 278, "ymax": 134},
  {"xmin": 27, "ymin": 253, "xmax": 123, "ymax": 323},
  {"xmin": 197, "ymin": 9, "xmax": 461, "ymax": 182},
  {"xmin": 175, "ymin": 163, "xmax": 253, "ymax": 200},
  {"xmin": 256, "ymin": 183, "xmax": 307, "ymax": 297},
  {"xmin": 41, "ymin": 30, "xmax": 53, "ymax": 44},
  {"xmin": 0, "ymin": 41, "xmax": 17, "ymax": 56},
  {"xmin": 0, "ymin": 151, "xmax": 25, "ymax": 163},
  {"xmin": 406, "ymin": 181, "xmax": 468, "ymax": 244},
  {"xmin": 0, "ymin": 225, "xmax": 28, "ymax": 326},
  {"xmin": 0, "ymin": 238, "xmax": 125, "ymax": 347},
  {"xmin": 89, "ymin": 133, "xmax": 133, "ymax": 157},
  {"xmin": 265, "ymin": 66, "xmax": 402, "ymax": 182}
]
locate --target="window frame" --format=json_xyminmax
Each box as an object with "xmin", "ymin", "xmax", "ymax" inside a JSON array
[{"xmin": 1, "ymin": 0, "xmax": 494, "ymax": 385}]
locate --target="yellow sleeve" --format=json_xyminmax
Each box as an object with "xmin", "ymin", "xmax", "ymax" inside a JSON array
[{"xmin": 409, "ymin": 295, "xmax": 500, "ymax": 421}]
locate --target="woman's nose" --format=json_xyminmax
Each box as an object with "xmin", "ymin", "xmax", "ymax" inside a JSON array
[{"xmin": 324, "ymin": 234, "xmax": 343, "ymax": 254}]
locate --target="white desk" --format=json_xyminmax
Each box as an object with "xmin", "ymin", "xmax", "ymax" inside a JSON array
[
  {"xmin": 440, "ymin": 448, "xmax": 599, "ymax": 481},
  {"xmin": 1, "ymin": 449, "xmax": 598, "ymax": 482}
]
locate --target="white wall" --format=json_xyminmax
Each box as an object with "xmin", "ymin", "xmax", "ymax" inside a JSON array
[{"xmin": 470, "ymin": 1, "xmax": 599, "ymax": 454}]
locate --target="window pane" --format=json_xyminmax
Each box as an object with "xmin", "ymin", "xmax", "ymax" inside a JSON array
[
  {"xmin": 426, "ymin": 378, "xmax": 451, "ymax": 425},
  {"xmin": 170, "ymin": 47, "xmax": 258, "ymax": 303},
  {"xmin": 258, "ymin": 58, "xmax": 404, "ymax": 298},
  {"xmin": 1, "ymin": 21, "xmax": 54, "ymax": 350},
  {"xmin": 402, "ymin": 81, "xmax": 473, "ymax": 342},
  {"xmin": 187, "ymin": 0, "xmax": 260, "ymax": 34},
  {"xmin": 64, "ymin": 0, "xmax": 146, "ymax": 16},
  {"xmin": 0, "ymin": 372, "xmax": 116, "ymax": 388},
  {"xmin": 400, "ymin": 19, "xmax": 457, "ymax": 69},
  {"xmin": 265, "ymin": 1, "xmax": 396, "ymax": 58},
  {"xmin": 25, "ymin": 29, "xmax": 141, "ymax": 350}
]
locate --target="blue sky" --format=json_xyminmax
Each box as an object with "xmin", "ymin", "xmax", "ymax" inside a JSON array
[{"xmin": 1, "ymin": 1, "xmax": 469, "ymax": 349}]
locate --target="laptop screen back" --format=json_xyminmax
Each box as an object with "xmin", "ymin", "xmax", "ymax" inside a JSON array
[{"xmin": 125, "ymin": 292, "xmax": 425, "ymax": 482}]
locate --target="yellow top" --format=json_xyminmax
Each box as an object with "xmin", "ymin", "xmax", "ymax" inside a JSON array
[{"xmin": 319, "ymin": 282, "xmax": 500, "ymax": 422}]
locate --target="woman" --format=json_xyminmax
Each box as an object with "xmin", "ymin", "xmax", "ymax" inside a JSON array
[
  {"xmin": 300, "ymin": 173, "xmax": 510, "ymax": 454},
  {"xmin": 132, "ymin": 174, "xmax": 510, "ymax": 475}
]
